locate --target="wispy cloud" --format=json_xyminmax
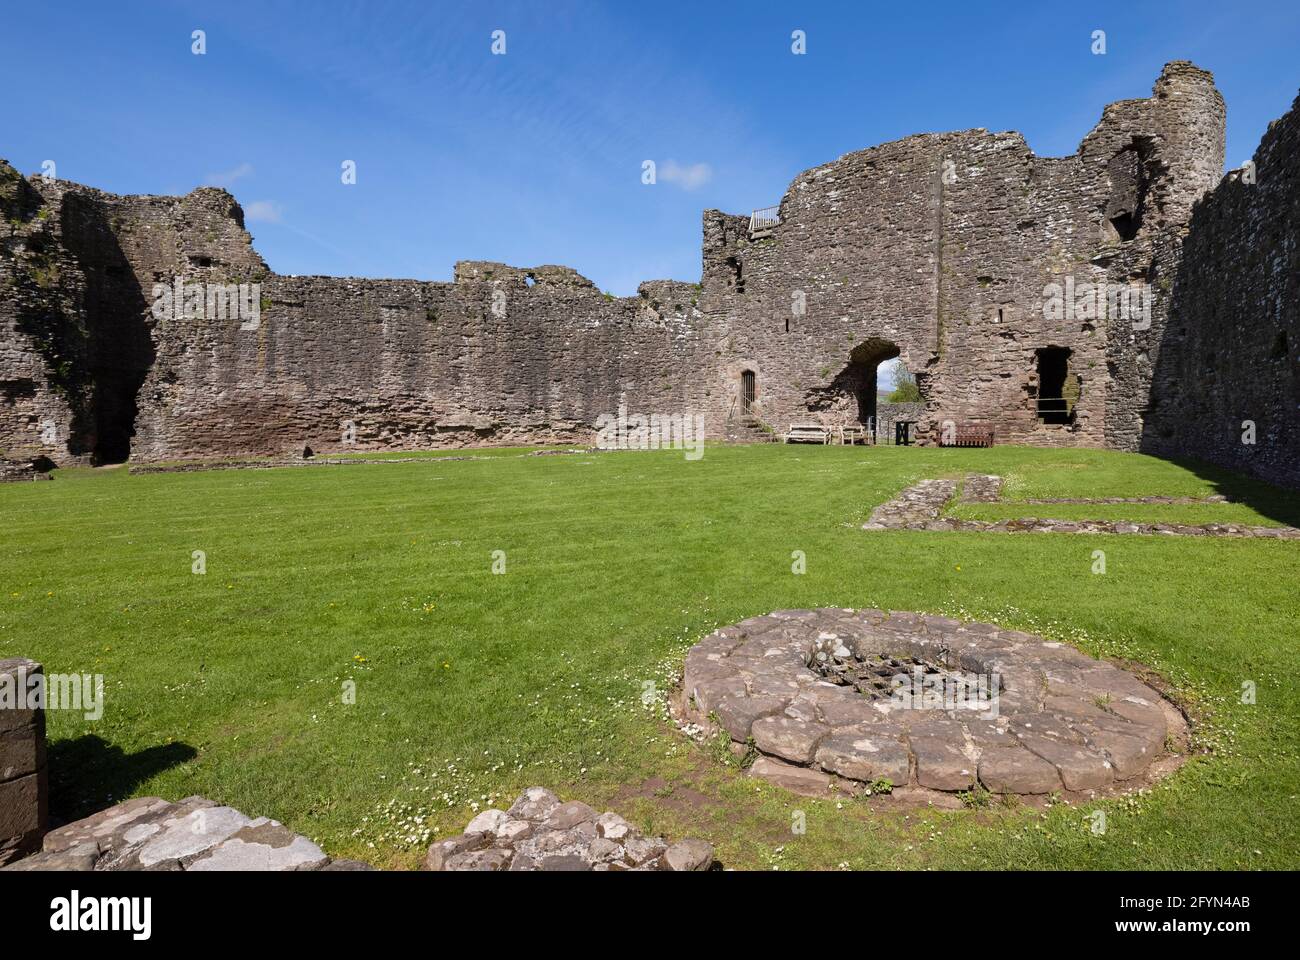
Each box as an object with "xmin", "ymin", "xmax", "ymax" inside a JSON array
[
  {"xmin": 205, "ymin": 162, "xmax": 254, "ymax": 187},
  {"xmin": 243, "ymin": 200, "xmax": 283, "ymax": 223},
  {"xmin": 658, "ymin": 160, "xmax": 713, "ymax": 191}
]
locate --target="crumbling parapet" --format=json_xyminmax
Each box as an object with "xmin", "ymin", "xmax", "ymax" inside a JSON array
[{"xmin": 0, "ymin": 658, "xmax": 48, "ymax": 865}]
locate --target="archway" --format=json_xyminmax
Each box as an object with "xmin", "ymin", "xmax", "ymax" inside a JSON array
[
  {"xmin": 836, "ymin": 338, "xmax": 901, "ymax": 426},
  {"xmin": 850, "ymin": 339, "xmax": 902, "ymax": 420},
  {"xmin": 803, "ymin": 338, "xmax": 925, "ymax": 442}
]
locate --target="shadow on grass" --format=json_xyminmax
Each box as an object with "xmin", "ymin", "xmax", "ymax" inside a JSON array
[
  {"xmin": 1163, "ymin": 455, "xmax": 1300, "ymax": 527},
  {"xmin": 47, "ymin": 735, "xmax": 197, "ymax": 824}
]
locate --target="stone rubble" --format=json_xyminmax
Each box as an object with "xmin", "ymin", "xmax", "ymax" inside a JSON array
[
  {"xmin": 862, "ymin": 478, "xmax": 957, "ymax": 529},
  {"xmin": 0, "ymin": 795, "xmax": 370, "ymax": 872},
  {"xmin": 959, "ymin": 475, "xmax": 1004, "ymax": 503},
  {"xmin": 0, "ymin": 454, "xmax": 53, "ymax": 483},
  {"xmin": 424, "ymin": 787, "xmax": 715, "ymax": 872}
]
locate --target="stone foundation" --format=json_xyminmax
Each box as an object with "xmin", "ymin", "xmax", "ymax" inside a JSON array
[
  {"xmin": 681, "ymin": 609, "xmax": 1184, "ymax": 799},
  {"xmin": 0, "ymin": 455, "xmax": 53, "ymax": 483},
  {"xmin": 864, "ymin": 476, "xmax": 1300, "ymax": 538}
]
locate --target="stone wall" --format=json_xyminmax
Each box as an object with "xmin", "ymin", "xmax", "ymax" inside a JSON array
[
  {"xmin": 1142, "ymin": 94, "xmax": 1300, "ymax": 486},
  {"xmin": 698, "ymin": 62, "xmax": 1225, "ymax": 450},
  {"xmin": 876, "ymin": 401, "xmax": 926, "ymax": 423},
  {"xmin": 133, "ymin": 266, "xmax": 704, "ymax": 460},
  {"xmin": 1, "ymin": 165, "xmax": 265, "ymax": 464},
  {"xmin": 1, "ymin": 61, "xmax": 1296, "ymax": 486},
  {"xmin": 1, "ymin": 163, "xmax": 87, "ymax": 463},
  {"xmin": 0, "ymin": 658, "xmax": 47, "ymax": 866}
]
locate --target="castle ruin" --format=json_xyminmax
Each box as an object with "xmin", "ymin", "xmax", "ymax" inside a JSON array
[{"xmin": 2, "ymin": 62, "xmax": 1297, "ymax": 486}]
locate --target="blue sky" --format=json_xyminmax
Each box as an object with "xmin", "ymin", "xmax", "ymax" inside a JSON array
[{"xmin": 3, "ymin": 1, "xmax": 1298, "ymax": 295}]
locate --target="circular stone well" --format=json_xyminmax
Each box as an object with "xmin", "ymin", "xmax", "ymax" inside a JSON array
[{"xmin": 680, "ymin": 608, "xmax": 1180, "ymax": 798}]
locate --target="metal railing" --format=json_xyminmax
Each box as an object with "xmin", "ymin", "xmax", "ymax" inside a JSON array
[
  {"xmin": 1036, "ymin": 397, "xmax": 1072, "ymax": 420},
  {"xmin": 749, "ymin": 206, "xmax": 780, "ymax": 236}
]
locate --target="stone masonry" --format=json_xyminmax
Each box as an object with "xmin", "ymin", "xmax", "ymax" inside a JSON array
[
  {"xmin": 864, "ymin": 475, "xmax": 1300, "ymax": 538},
  {"xmin": 1144, "ymin": 89, "xmax": 1300, "ymax": 487},
  {"xmin": 0, "ymin": 658, "xmax": 47, "ymax": 865},
  {"xmin": 2, "ymin": 62, "xmax": 1296, "ymax": 485},
  {"xmin": 424, "ymin": 786, "xmax": 715, "ymax": 871},
  {"xmin": 681, "ymin": 609, "xmax": 1183, "ymax": 798},
  {"xmin": 0, "ymin": 794, "xmax": 372, "ymax": 872},
  {"xmin": 0, "ymin": 660, "xmax": 704, "ymax": 872}
]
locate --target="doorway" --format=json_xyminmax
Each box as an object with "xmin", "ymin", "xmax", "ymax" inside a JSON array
[
  {"xmin": 741, "ymin": 370, "xmax": 756, "ymax": 414},
  {"xmin": 1035, "ymin": 347, "xmax": 1075, "ymax": 424}
]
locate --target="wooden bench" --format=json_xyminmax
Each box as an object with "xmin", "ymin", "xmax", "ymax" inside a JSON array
[
  {"xmin": 940, "ymin": 424, "xmax": 995, "ymax": 448},
  {"xmin": 783, "ymin": 423, "xmax": 831, "ymax": 444},
  {"xmin": 838, "ymin": 425, "xmax": 869, "ymax": 445}
]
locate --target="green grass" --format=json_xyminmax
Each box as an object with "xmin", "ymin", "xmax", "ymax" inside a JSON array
[{"xmin": 1, "ymin": 444, "xmax": 1297, "ymax": 869}]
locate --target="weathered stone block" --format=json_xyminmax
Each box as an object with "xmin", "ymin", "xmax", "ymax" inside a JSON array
[
  {"xmin": 660, "ymin": 839, "xmax": 714, "ymax": 871},
  {"xmin": 0, "ymin": 658, "xmax": 46, "ymax": 866},
  {"xmin": 747, "ymin": 756, "xmax": 833, "ymax": 796},
  {"xmin": 0, "ymin": 659, "xmax": 43, "ymax": 734},
  {"xmin": 424, "ymin": 832, "xmax": 488, "ymax": 871},
  {"xmin": 714, "ymin": 694, "xmax": 785, "ymax": 741},
  {"xmin": 541, "ymin": 800, "xmax": 598, "ymax": 831},
  {"xmin": 0, "ymin": 772, "xmax": 46, "ymax": 865},
  {"xmin": 0, "ymin": 719, "xmax": 43, "ymax": 782},
  {"xmin": 909, "ymin": 735, "xmax": 976, "ymax": 791},
  {"xmin": 815, "ymin": 729, "xmax": 911, "ymax": 784},
  {"xmin": 977, "ymin": 746, "xmax": 1063, "ymax": 795}
]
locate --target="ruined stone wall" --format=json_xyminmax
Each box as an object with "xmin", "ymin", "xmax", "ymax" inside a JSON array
[
  {"xmin": 133, "ymin": 264, "xmax": 705, "ymax": 459},
  {"xmin": 693, "ymin": 62, "xmax": 1226, "ymax": 451},
  {"xmin": 1095, "ymin": 63, "xmax": 1228, "ymax": 454},
  {"xmin": 877, "ymin": 401, "xmax": 926, "ymax": 424},
  {"xmin": 3, "ymin": 161, "xmax": 706, "ymax": 462},
  {"xmin": 3, "ymin": 61, "xmax": 1295, "ymax": 486},
  {"xmin": 1, "ymin": 162, "xmax": 267, "ymax": 464},
  {"xmin": 1142, "ymin": 94, "xmax": 1300, "ymax": 487},
  {"xmin": 1, "ymin": 161, "xmax": 88, "ymax": 463},
  {"xmin": 0, "ymin": 658, "xmax": 47, "ymax": 866}
]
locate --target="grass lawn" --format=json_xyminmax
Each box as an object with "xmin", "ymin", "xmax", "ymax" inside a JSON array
[{"xmin": 1, "ymin": 443, "xmax": 1297, "ymax": 869}]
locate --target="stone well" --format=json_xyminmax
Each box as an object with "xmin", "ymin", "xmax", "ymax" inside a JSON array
[{"xmin": 681, "ymin": 609, "xmax": 1181, "ymax": 798}]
